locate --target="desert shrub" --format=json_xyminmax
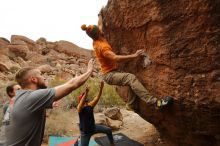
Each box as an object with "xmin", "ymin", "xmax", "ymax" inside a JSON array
[{"xmin": 49, "ymin": 76, "xmax": 125, "ymax": 110}]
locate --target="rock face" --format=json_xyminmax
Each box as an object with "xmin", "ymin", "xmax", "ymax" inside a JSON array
[
  {"xmin": 0, "ymin": 38, "xmax": 10, "ymax": 56},
  {"xmin": 102, "ymin": 0, "xmax": 220, "ymax": 146},
  {"xmin": 95, "ymin": 108, "xmax": 123, "ymax": 130},
  {"xmin": 104, "ymin": 107, "xmax": 123, "ymax": 121}
]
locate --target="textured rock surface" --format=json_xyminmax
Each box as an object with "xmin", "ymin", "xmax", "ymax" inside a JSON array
[
  {"xmin": 0, "ymin": 38, "xmax": 10, "ymax": 55},
  {"xmin": 102, "ymin": 0, "xmax": 220, "ymax": 146},
  {"xmin": 0, "ymin": 35, "xmax": 93, "ymax": 76},
  {"xmin": 106, "ymin": 117, "xmax": 123, "ymax": 130},
  {"xmin": 94, "ymin": 112, "xmax": 123, "ymax": 130},
  {"xmin": 104, "ymin": 107, "xmax": 123, "ymax": 121}
]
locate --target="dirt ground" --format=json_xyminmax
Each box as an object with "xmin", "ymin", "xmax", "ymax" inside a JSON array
[{"xmin": 42, "ymin": 109, "xmax": 167, "ymax": 146}]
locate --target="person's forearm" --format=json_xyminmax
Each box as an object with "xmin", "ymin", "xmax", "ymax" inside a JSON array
[
  {"xmin": 77, "ymin": 93, "xmax": 87, "ymax": 112},
  {"xmin": 89, "ymin": 87, "xmax": 103, "ymax": 107},
  {"xmin": 114, "ymin": 54, "xmax": 137, "ymax": 62},
  {"xmin": 66, "ymin": 70, "xmax": 92, "ymax": 89},
  {"xmin": 93, "ymin": 90, "xmax": 102, "ymax": 103},
  {"xmin": 97, "ymin": 87, "xmax": 103, "ymax": 99},
  {"xmin": 54, "ymin": 70, "xmax": 92, "ymax": 101}
]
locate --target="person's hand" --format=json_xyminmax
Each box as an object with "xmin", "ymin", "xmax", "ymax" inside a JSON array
[
  {"xmin": 52, "ymin": 101, "xmax": 60, "ymax": 108},
  {"xmin": 134, "ymin": 49, "xmax": 145, "ymax": 57},
  {"xmin": 100, "ymin": 81, "xmax": 104, "ymax": 89},
  {"xmin": 87, "ymin": 58, "xmax": 95, "ymax": 73},
  {"xmin": 80, "ymin": 85, "xmax": 89, "ymax": 96},
  {"xmin": 85, "ymin": 85, "xmax": 89, "ymax": 94}
]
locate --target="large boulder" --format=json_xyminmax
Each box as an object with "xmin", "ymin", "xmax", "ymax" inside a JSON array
[
  {"xmin": 14, "ymin": 57, "xmax": 28, "ymax": 67},
  {"xmin": 0, "ymin": 55, "xmax": 21, "ymax": 73},
  {"xmin": 11, "ymin": 35, "xmax": 35, "ymax": 45},
  {"xmin": 94, "ymin": 113, "xmax": 108, "ymax": 125},
  {"xmin": 0, "ymin": 37, "xmax": 10, "ymax": 46},
  {"xmin": 104, "ymin": 107, "xmax": 123, "ymax": 121},
  {"xmin": 36, "ymin": 38, "xmax": 49, "ymax": 55},
  {"xmin": 8, "ymin": 44, "xmax": 29, "ymax": 60},
  {"xmin": 0, "ymin": 62, "xmax": 9, "ymax": 72},
  {"xmin": 102, "ymin": 0, "xmax": 220, "ymax": 146},
  {"xmin": 0, "ymin": 37, "xmax": 10, "ymax": 55},
  {"xmin": 11, "ymin": 35, "xmax": 41, "ymax": 53},
  {"xmin": 106, "ymin": 117, "xmax": 122, "ymax": 130},
  {"xmin": 94, "ymin": 112, "xmax": 122, "ymax": 130},
  {"xmin": 55, "ymin": 41, "xmax": 92, "ymax": 58},
  {"xmin": 37, "ymin": 64, "xmax": 54, "ymax": 74}
]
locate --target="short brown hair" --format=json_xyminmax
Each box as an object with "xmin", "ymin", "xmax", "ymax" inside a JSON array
[
  {"xmin": 15, "ymin": 67, "xmax": 35, "ymax": 88},
  {"xmin": 6, "ymin": 83, "xmax": 17, "ymax": 98}
]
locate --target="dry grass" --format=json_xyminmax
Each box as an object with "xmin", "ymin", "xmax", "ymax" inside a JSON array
[
  {"xmin": 49, "ymin": 76, "xmax": 125, "ymax": 109},
  {"xmin": 43, "ymin": 108, "xmax": 80, "ymax": 143}
]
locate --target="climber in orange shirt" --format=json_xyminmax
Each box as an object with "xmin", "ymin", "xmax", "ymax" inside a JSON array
[{"xmin": 81, "ymin": 13, "xmax": 173, "ymax": 110}]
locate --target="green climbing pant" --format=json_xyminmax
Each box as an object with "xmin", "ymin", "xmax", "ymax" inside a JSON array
[{"xmin": 102, "ymin": 71, "xmax": 157, "ymax": 108}]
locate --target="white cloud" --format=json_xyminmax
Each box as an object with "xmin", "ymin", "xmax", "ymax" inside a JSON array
[{"xmin": 0, "ymin": 0, "xmax": 108, "ymax": 49}]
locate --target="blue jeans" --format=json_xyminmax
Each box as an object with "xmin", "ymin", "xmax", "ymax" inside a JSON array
[{"xmin": 80, "ymin": 124, "xmax": 114, "ymax": 146}]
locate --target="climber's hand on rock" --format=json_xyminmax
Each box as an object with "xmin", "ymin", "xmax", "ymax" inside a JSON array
[{"xmin": 134, "ymin": 49, "xmax": 145, "ymax": 57}]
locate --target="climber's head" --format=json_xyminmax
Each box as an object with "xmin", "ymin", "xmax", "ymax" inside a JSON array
[{"xmin": 81, "ymin": 24, "xmax": 101, "ymax": 40}]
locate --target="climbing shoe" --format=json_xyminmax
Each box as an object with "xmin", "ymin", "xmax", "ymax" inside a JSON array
[{"xmin": 156, "ymin": 96, "xmax": 173, "ymax": 108}]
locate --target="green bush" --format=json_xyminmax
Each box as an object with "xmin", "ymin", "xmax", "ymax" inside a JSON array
[{"xmin": 49, "ymin": 76, "xmax": 125, "ymax": 110}]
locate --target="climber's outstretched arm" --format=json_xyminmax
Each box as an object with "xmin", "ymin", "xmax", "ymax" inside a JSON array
[{"xmin": 103, "ymin": 49, "xmax": 145, "ymax": 62}]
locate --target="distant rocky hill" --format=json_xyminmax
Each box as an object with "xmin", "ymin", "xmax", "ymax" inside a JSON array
[{"xmin": 0, "ymin": 35, "xmax": 99, "ymax": 103}]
